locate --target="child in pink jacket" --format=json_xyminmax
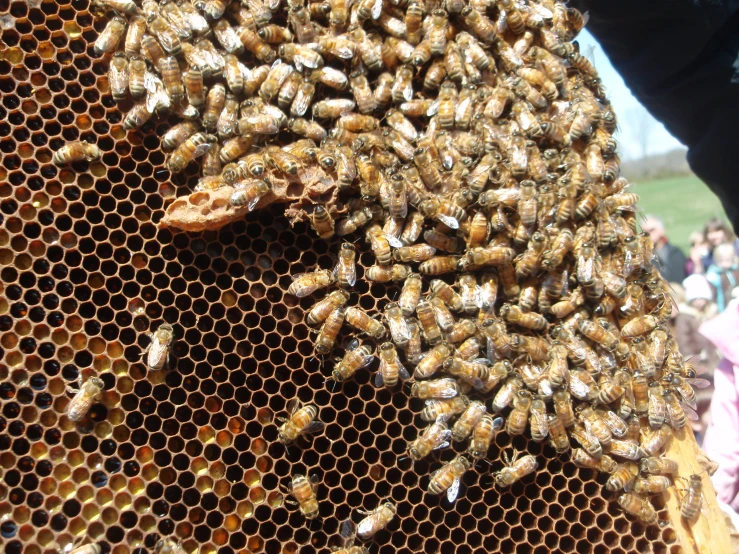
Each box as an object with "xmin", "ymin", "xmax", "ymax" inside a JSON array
[{"xmin": 701, "ymin": 299, "xmax": 739, "ymax": 511}]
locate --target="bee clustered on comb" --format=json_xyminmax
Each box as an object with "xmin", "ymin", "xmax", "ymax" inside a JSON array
[{"xmin": 0, "ymin": 0, "xmax": 704, "ymax": 551}]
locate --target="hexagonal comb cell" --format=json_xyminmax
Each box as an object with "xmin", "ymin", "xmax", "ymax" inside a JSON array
[{"xmin": 0, "ymin": 0, "xmax": 688, "ymax": 553}]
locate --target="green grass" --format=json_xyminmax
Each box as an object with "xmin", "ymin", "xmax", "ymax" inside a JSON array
[{"xmin": 630, "ymin": 174, "xmax": 729, "ymax": 253}]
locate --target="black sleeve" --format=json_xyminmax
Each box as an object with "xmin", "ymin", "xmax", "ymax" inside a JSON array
[{"xmin": 575, "ymin": 1, "xmax": 739, "ymax": 231}]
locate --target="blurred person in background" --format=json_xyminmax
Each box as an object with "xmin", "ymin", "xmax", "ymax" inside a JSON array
[
  {"xmin": 642, "ymin": 215, "xmax": 686, "ymax": 284},
  {"xmin": 701, "ymin": 218, "xmax": 736, "ymax": 272},
  {"xmin": 672, "ymin": 276, "xmax": 719, "ymax": 440},
  {"xmin": 706, "ymin": 243, "xmax": 739, "ymax": 312},
  {"xmin": 700, "ymin": 299, "xmax": 739, "ymax": 504},
  {"xmin": 686, "ymin": 230, "xmax": 711, "ymax": 276}
]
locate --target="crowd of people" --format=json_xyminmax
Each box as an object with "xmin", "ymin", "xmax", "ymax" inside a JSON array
[
  {"xmin": 644, "ymin": 215, "xmax": 739, "ymax": 508},
  {"xmin": 642, "ymin": 216, "xmax": 738, "ymax": 439}
]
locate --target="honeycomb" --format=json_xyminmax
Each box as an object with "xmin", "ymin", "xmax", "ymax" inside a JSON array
[{"xmin": 0, "ymin": 0, "xmax": 686, "ymax": 553}]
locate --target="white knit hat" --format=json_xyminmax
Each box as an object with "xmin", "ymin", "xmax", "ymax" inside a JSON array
[{"xmin": 683, "ymin": 274, "xmax": 713, "ymax": 302}]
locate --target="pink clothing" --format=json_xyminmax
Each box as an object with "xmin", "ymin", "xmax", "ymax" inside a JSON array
[
  {"xmin": 702, "ymin": 359, "xmax": 739, "ymax": 511},
  {"xmin": 700, "ymin": 299, "xmax": 739, "ymax": 509}
]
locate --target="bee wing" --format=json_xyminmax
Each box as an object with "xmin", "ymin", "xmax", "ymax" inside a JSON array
[
  {"xmin": 455, "ymin": 96, "xmax": 472, "ymax": 123},
  {"xmin": 370, "ymin": 0, "xmax": 383, "ymax": 19},
  {"xmin": 146, "ymin": 341, "xmax": 169, "ymax": 369},
  {"xmin": 357, "ymin": 353, "xmax": 375, "ymax": 370},
  {"xmin": 302, "ymin": 421, "xmax": 325, "ymax": 438},
  {"xmin": 446, "ymin": 477, "xmax": 462, "ymax": 503},
  {"xmin": 340, "ymin": 519, "xmax": 357, "ymax": 543},
  {"xmin": 398, "ymin": 362, "xmax": 411, "ymax": 381},
  {"xmin": 679, "ymin": 401, "xmax": 701, "ymax": 421},
  {"xmin": 286, "ymin": 398, "xmax": 302, "ymax": 416},
  {"xmin": 385, "ymin": 234, "xmax": 403, "ymax": 248},
  {"xmin": 389, "ymin": 318, "xmax": 412, "ymax": 343},
  {"xmin": 357, "ymin": 512, "xmax": 379, "ymax": 539},
  {"xmin": 375, "ymin": 367, "xmax": 386, "ymax": 388},
  {"xmin": 346, "ymin": 263, "xmax": 357, "ymax": 287},
  {"xmin": 491, "ymin": 416, "xmax": 505, "ymax": 432},
  {"xmin": 437, "ymin": 215, "xmax": 460, "ymax": 229},
  {"xmin": 684, "ymin": 377, "xmax": 711, "ymax": 389},
  {"xmin": 247, "ymin": 192, "xmax": 263, "ymax": 212},
  {"xmin": 426, "ymin": 99, "xmax": 440, "ymax": 117}
]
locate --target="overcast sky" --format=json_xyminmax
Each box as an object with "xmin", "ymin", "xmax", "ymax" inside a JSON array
[{"xmin": 578, "ymin": 30, "xmax": 685, "ymax": 161}]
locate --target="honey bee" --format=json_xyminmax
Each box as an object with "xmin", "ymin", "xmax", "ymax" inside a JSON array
[
  {"xmin": 641, "ymin": 425, "xmax": 671, "ymax": 457},
  {"xmin": 404, "ymin": 321, "xmax": 423, "ymax": 365},
  {"xmin": 428, "ymin": 455, "xmax": 471, "ymax": 503},
  {"xmin": 108, "ymin": 53, "xmax": 129, "ymax": 103},
  {"xmin": 422, "ymin": 396, "xmax": 470, "ymax": 422},
  {"xmin": 366, "ymin": 225, "xmax": 392, "ymax": 265},
  {"xmin": 550, "ymin": 289, "xmax": 585, "ymax": 319},
  {"xmin": 495, "ymin": 450, "xmax": 538, "ymax": 488},
  {"xmin": 664, "ymin": 390, "xmax": 697, "ymax": 430},
  {"xmin": 346, "ymin": 307, "xmax": 386, "ymax": 340},
  {"xmin": 468, "ymin": 414, "xmax": 504, "ymax": 459},
  {"xmin": 449, "ymin": 400, "xmax": 486, "ymax": 442},
  {"xmin": 140, "ymin": 322, "xmax": 174, "ymax": 371},
  {"xmin": 394, "ymin": 275, "xmax": 423, "ymax": 319},
  {"xmin": 445, "ymin": 319, "xmax": 475, "ymax": 345},
  {"xmin": 509, "ymin": 334, "xmax": 549, "ymax": 362},
  {"xmin": 506, "ymin": 390, "xmax": 532, "ymax": 436},
  {"xmin": 52, "ymin": 141, "xmax": 102, "ymax": 166},
  {"xmin": 124, "ymin": 56, "xmax": 147, "ymax": 102},
  {"xmin": 353, "ymin": 503, "xmax": 397, "ymax": 540},
  {"xmin": 632, "ymin": 475, "xmax": 671, "ymax": 496},
  {"xmin": 570, "ymin": 423, "xmax": 602, "ymax": 459},
  {"xmin": 238, "ymin": 27, "xmax": 275, "ymax": 62},
  {"xmin": 571, "ymin": 448, "xmax": 617, "ymax": 473},
  {"xmin": 308, "ymin": 205, "xmax": 335, "ymax": 240},
  {"xmin": 230, "ymin": 179, "xmax": 270, "ymax": 211},
  {"xmin": 287, "ymin": 269, "xmax": 336, "ymax": 298},
  {"xmin": 349, "ymin": 71, "xmax": 376, "ymax": 114},
  {"xmin": 381, "ymin": 302, "xmax": 411, "ymax": 347},
  {"xmin": 283, "ymin": 474, "xmax": 320, "ymax": 519},
  {"xmin": 411, "ymin": 377, "xmax": 460, "ymax": 400},
  {"xmin": 606, "ymin": 463, "xmax": 639, "ymax": 492},
  {"xmin": 94, "ymin": 15, "xmax": 126, "ymax": 54},
  {"xmin": 527, "ymin": 398, "xmax": 548, "ymax": 443},
  {"xmin": 679, "ymin": 474, "xmax": 704, "ymax": 521},
  {"xmin": 500, "ymin": 303, "xmax": 547, "ymax": 331},
  {"xmin": 442, "ymin": 357, "xmax": 488, "ymax": 389},
  {"xmin": 621, "ymin": 314, "xmax": 659, "ymax": 339},
  {"xmin": 413, "ymin": 148, "xmax": 442, "ymax": 190},
  {"xmin": 148, "ymin": 14, "xmax": 183, "ymax": 55},
  {"xmin": 665, "ymin": 373, "xmax": 710, "ymax": 409},
  {"xmin": 277, "ymin": 400, "xmax": 324, "ymax": 444},
  {"xmin": 618, "ymin": 493, "xmax": 657, "ymax": 524},
  {"xmin": 416, "ymin": 298, "xmax": 443, "ymax": 345},
  {"xmin": 597, "ymin": 371, "xmax": 626, "ymax": 406},
  {"xmin": 547, "ymin": 413, "xmax": 569, "ymax": 453},
  {"xmin": 456, "ymin": 274, "xmax": 479, "ymax": 315},
  {"xmin": 154, "ymin": 538, "xmax": 185, "ymax": 554},
  {"xmin": 577, "ymin": 319, "xmax": 619, "ymax": 352},
  {"xmin": 426, "ymin": 280, "xmax": 462, "ymax": 313},
  {"xmin": 290, "ymin": 80, "xmax": 316, "ymax": 118},
  {"xmin": 307, "ymin": 290, "xmax": 350, "ymax": 327},
  {"xmin": 66, "ymin": 376, "xmax": 104, "ymax": 422},
  {"xmin": 315, "ymin": 307, "xmax": 346, "ymax": 355},
  {"xmin": 332, "ymin": 344, "xmax": 374, "ymax": 383},
  {"xmin": 640, "ymin": 456, "xmax": 679, "ymax": 475},
  {"xmin": 413, "ymin": 342, "xmax": 452, "ymax": 380},
  {"xmin": 408, "ymin": 420, "xmax": 452, "ymax": 460},
  {"xmin": 330, "ymin": 243, "xmax": 357, "ymax": 289}
]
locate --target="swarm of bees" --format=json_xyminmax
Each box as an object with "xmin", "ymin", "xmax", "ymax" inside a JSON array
[{"xmin": 88, "ymin": 0, "xmax": 711, "ymax": 544}]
